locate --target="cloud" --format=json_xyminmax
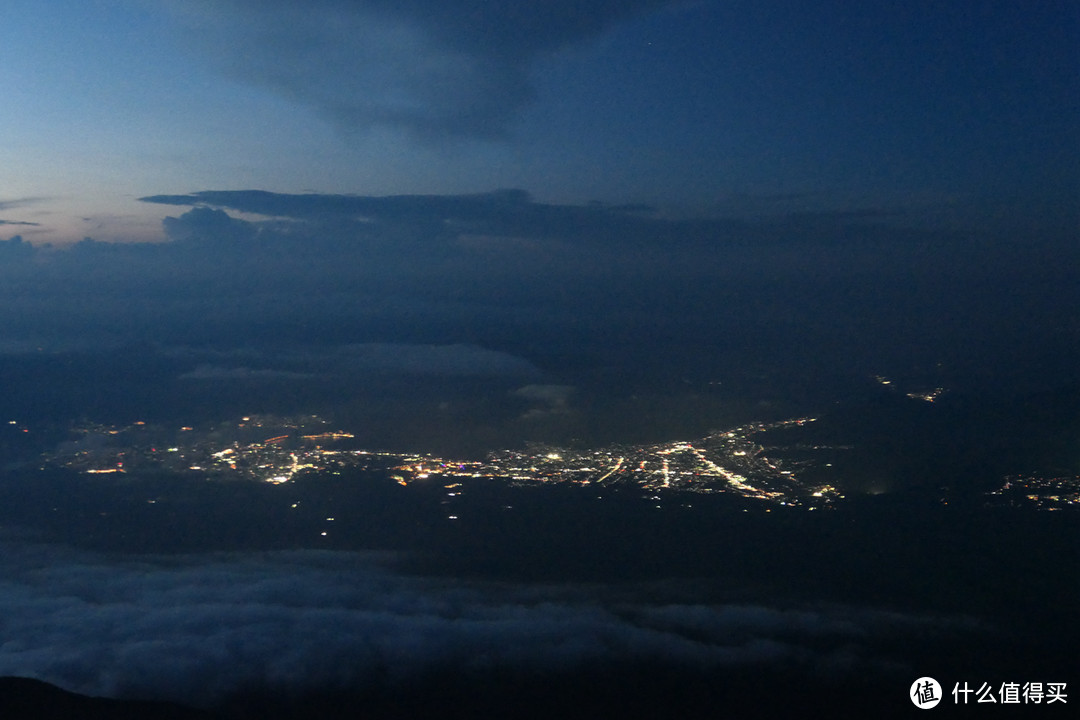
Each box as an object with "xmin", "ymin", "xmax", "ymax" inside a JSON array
[
  {"xmin": 513, "ymin": 384, "xmax": 575, "ymax": 421},
  {"xmin": 514, "ymin": 384, "xmax": 574, "ymax": 406},
  {"xmin": 138, "ymin": 189, "xmax": 691, "ymax": 249},
  {"xmin": 165, "ymin": 1, "xmax": 673, "ymax": 139},
  {"xmin": 143, "ymin": 188, "xmax": 535, "ymax": 221},
  {"xmin": 15, "ymin": 186, "xmax": 1076, "ymax": 434},
  {"xmin": 0, "ymin": 220, "xmax": 40, "ymax": 227},
  {"xmin": 162, "ymin": 206, "xmax": 257, "ymax": 245},
  {"xmin": 0, "ymin": 236, "xmax": 36, "ymax": 261},
  {"xmin": 322, "ymin": 343, "xmax": 541, "ymax": 376},
  {"xmin": 0, "ymin": 197, "xmax": 49, "ymax": 212},
  {"xmin": 172, "ymin": 343, "xmax": 542, "ymax": 379},
  {"xmin": 139, "ymin": 190, "xmax": 941, "ymax": 252},
  {"xmin": 0, "ymin": 541, "xmax": 964, "ymax": 708},
  {"xmin": 177, "ymin": 364, "xmax": 316, "ymax": 381}
]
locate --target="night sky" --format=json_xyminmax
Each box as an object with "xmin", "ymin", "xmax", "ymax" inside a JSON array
[{"xmin": 0, "ymin": 2, "xmax": 1078, "ymax": 717}]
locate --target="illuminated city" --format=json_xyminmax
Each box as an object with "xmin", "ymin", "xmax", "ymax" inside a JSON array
[
  {"xmin": 43, "ymin": 414, "xmax": 835, "ymax": 504},
  {"xmin": 39, "ymin": 413, "xmax": 1077, "ymax": 511}
]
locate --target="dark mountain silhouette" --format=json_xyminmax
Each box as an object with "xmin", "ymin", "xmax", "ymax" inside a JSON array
[{"xmin": 0, "ymin": 677, "xmax": 210, "ymax": 720}]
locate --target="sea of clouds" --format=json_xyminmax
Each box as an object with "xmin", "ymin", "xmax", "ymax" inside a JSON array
[{"xmin": 0, "ymin": 540, "xmax": 973, "ymax": 708}]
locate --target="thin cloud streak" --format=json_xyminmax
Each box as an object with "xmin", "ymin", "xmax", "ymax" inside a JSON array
[
  {"xmin": 0, "ymin": 197, "xmax": 51, "ymax": 211},
  {"xmin": 173, "ymin": 343, "xmax": 543, "ymax": 380}
]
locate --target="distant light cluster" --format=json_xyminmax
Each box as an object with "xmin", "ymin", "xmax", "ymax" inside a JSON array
[
  {"xmin": 464, "ymin": 418, "xmax": 828, "ymax": 505},
  {"xmin": 42, "ymin": 413, "xmax": 1073, "ymax": 512},
  {"xmin": 43, "ymin": 414, "xmax": 841, "ymax": 507},
  {"xmin": 43, "ymin": 414, "xmax": 369, "ymax": 485},
  {"xmin": 986, "ymin": 475, "xmax": 1080, "ymax": 510}
]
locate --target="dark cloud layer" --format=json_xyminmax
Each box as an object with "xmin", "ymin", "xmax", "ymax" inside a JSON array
[
  {"xmin": 169, "ymin": 0, "xmax": 673, "ymax": 138},
  {"xmin": 0, "ymin": 541, "xmax": 958, "ymax": 708},
  {"xmin": 140, "ymin": 188, "xmax": 686, "ymax": 245},
  {"xmin": 3, "ymin": 187, "xmax": 1079, "ymax": 450},
  {"xmin": 140, "ymin": 188, "xmax": 1025, "ymax": 252},
  {"xmin": 145, "ymin": 188, "xmax": 540, "ymax": 219}
]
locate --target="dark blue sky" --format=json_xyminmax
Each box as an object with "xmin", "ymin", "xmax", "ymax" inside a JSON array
[{"xmin": 1, "ymin": 0, "xmax": 1075, "ymax": 243}]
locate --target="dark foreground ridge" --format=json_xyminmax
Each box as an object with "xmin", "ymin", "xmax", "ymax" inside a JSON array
[
  {"xmin": 0, "ymin": 677, "xmax": 210, "ymax": 720},
  {"xmin": 1, "ymin": 668, "xmax": 1026, "ymax": 720}
]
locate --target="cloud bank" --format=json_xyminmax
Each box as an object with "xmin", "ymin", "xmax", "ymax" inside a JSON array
[
  {"xmin": 0, "ymin": 542, "xmax": 957, "ymax": 708},
  {"xmin": 4, "ymin": 188, "xmax": 1077, "ymax": 445},
  {"xmin": 140, "ymin": 188, "xmax": 682, "ymax": 246}
]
